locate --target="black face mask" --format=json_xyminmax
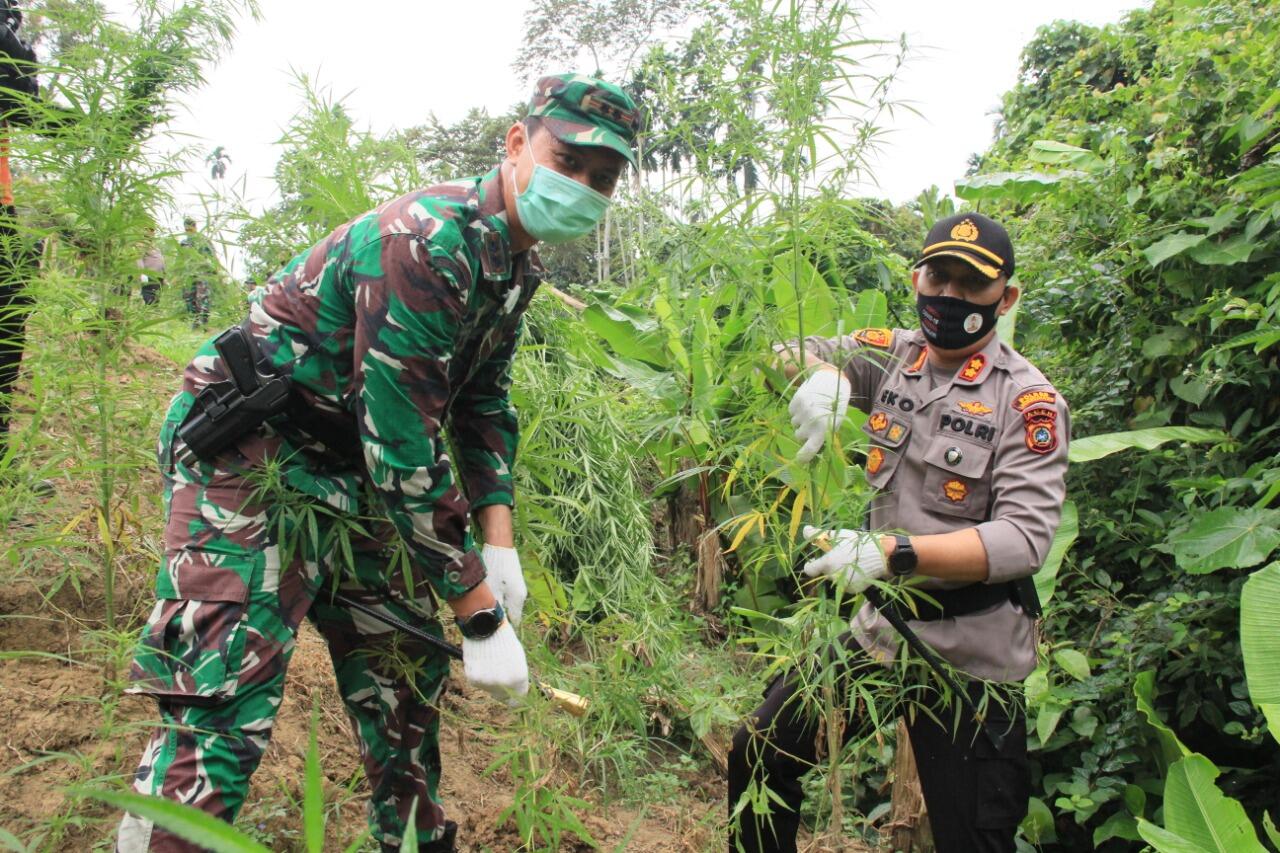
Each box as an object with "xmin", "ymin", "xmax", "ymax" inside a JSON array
[{"xmin": 916, "ymin": 291, "xmax": 1005, "ymax": 350}]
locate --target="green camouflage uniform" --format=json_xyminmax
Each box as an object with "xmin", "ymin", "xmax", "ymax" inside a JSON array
[{"xmin": 118, "ymin": 73, "xmax": 640, "ymax": 853}]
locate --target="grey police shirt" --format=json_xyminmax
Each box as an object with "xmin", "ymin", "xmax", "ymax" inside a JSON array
[{"xmin": 787, "ymin": 327, "xmax": 1070, "ymax": 682}]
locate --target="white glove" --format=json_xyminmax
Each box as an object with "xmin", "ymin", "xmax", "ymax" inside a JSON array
[
  {"xmin": 801, "ymin": 525, "xmax": 888, "ymax": 594},
  {"xmin": 462, "ymin": 620, "xmax": 530, "ymax": 702},
  {"xmin": 482, "ymin": 544, "xmax": 528, "ymax": 628},
  {"xmin": 789, "ymin": 369, "xmax": 851, "ymax": 463}
]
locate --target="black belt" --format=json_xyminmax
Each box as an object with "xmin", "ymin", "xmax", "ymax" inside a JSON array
[{"xmin": 883, "ymin": 576, "xmax": 1041, "ymax": 622}]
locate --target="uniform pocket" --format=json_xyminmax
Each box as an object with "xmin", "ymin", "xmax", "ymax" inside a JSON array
[
  {"xmin": 973, "ymin": 721, "xmax": 1031, "ymax": 829},
  {"xmin": 921, "ymin": 434, "xmax": 993, "ymax": 520},
  {"xmin": 126, "ymin": 591, "xmax": 250, "ymax": 706}
]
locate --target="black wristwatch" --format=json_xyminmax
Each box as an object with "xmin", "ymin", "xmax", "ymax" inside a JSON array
[
  {"xmin": 888, "ymin": 534, "xmax": 917, "ymax": 577},
  {"xmin": 455, "ymin": 602, "xmax": 506, "ymax": 640}
]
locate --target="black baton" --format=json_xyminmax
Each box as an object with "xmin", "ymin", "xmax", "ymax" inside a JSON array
[
  {"xmin": 331, "ymin": 591, "xmax": 463, "ymax": 660},
  {"xmin": 864, "ymin": 585, "xmax": 1007, "ymax": 751}
]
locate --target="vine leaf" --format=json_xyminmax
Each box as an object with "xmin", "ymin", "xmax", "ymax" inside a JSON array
[{"xmin": 1166, "ymin": 507, "xmax": 1280, "ymax": 574}]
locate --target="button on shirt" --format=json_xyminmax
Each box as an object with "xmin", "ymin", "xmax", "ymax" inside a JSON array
[{"xmin": 793, "ymin": 328, "xmax": 1070, "ymax": 681}]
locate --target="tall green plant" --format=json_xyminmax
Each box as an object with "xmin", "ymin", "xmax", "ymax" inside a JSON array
[{"xmin": 11, "ymin": 1, "xmax": 254, "ymax": 639}]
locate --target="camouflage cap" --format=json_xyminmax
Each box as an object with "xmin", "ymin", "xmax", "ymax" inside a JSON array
[{"xmin": 527, "ymin": 73, "xmax": 641, "ymax": 167}]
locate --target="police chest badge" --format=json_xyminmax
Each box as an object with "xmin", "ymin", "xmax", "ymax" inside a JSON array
[
  {"xmin": 867, "ymin": 446, "xmax": 885, "ymax": 475},
  {"xmin": 943, "ymin": 479, "xmax": 969, "ymax": 502},
  {"xmin": 1023, "ymin": 408, "xmax": 1058, "ymax": 454},
  {"xmin": 869, "ymin": 411, "xmax": 889, "ymax": 433}
]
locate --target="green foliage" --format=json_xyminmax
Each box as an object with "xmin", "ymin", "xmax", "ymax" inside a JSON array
[
  {"xmin": 955, "ymin": 0, "xmax": 1280, "ymax": 845},
  {"xmin": 1240, "ymin": 563, "xmax": 1280, "ymax": 743},
  {"xmin": 1136, "ymin": 754, "xmax": 1267, "ymax": 853}
]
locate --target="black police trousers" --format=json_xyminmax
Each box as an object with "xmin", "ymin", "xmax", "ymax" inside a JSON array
[
  {"xmin": 0, "ymin": 204, "xmax": 34, "ymax": 447},
  {"xmin": 727, "ymin": 635, "xmax": 1030, "ymax": 853}
]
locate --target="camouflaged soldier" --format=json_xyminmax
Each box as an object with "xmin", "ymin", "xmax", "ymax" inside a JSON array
[
  {"xmin": 117, "ymin": 73, "xmax": 640, "ymax": 853},
  {"xmin": 729, "ymin": 213, "xmax": 1070, "ymax": 853}
]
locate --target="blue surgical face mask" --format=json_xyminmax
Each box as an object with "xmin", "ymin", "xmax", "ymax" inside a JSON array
[{"xmin": 511, "ymin": 146, "xmax": 611, "ymax": 245}]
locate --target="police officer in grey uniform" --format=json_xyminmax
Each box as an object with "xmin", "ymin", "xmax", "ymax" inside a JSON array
[{"xmin": 727, "ymin": 213, "xmax": 1070, "ymax": 853}]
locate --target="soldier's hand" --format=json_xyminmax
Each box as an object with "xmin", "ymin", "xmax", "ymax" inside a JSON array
[
  {"xmin": 462, "ymin": 621, "xmax": 530, "ymax": 702},
  {"xmin": 801, "ymin": 525, "xmax": 887, "ymax": 593},
  {"xmin": 482, "ymin": 544, "xmax": 528, "ymax": 628},
  {"xmin": 789, "ymin": 368, "xmax": 850, "ymax": 463}
]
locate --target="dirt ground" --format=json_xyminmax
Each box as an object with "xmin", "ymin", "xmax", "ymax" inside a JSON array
[{"xmin": 0, "ymin": 573, "xmax": 723, "ymax": 851}]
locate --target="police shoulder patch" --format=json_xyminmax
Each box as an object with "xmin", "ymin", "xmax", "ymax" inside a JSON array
[
  {"xmin": 1013, "ymin": 389, "xmax": 1057, "ymax": 412},
  {"xmin": 1023, "ymin": 407, "xmax": 1059, "ymax": 454},
  {"xmin": 854, "ymin": 328, "xmax": 893, "ymax": 348}
]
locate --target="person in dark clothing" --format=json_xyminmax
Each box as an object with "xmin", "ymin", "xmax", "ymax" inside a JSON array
[{"xmin": 0, "ymin": 1, "xmax": 39, "ymax": 453}]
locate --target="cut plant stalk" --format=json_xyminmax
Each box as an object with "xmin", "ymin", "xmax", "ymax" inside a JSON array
[
  {"xmin": 331, "ymin": 591, "xmax": 590, "ymax": 717},
  {"xmin": 810, "ymin": 532, "xmax": 1006, "ymax": 750}
]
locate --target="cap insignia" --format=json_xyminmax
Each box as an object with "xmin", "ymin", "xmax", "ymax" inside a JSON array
[{"xmin": 951, "ymin": 219, "xmax": 980, "ymax": 242}]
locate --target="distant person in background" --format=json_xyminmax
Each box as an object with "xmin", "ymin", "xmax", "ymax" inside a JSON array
[
  {"xmin": 176, "ymin": 216, "xmax": 213, "ymax": 327},
  {"xmin": 137, "ymin": 225, "xmax": 165, "ymax": 305},
  {"xmin": 0, "ymin": 1, "xmax": 39, "ymax": 460}
]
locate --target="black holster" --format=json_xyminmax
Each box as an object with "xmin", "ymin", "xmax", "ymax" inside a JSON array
[{"xmin": 175, "ymin": 324, "xmax": 290, "ymax": 465}]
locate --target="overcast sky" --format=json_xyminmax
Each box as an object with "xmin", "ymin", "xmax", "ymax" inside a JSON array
[{"xmin": 131, "ymin": 0, "xmax": 1146, "ymax": 274}]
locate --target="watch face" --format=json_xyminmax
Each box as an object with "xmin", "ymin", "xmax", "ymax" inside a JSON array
[{"xmin": 459, "ymin": 606, "xmax": 503, "ymax": 639}]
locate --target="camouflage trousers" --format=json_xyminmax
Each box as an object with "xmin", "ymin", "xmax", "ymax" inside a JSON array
[
  {"xmin": 118, "ymin": 394, "xmax": 452, "ymax": 852},
  {"xmin": 182, "ymin": 280, "xmax": 210, "ymax": 326}
]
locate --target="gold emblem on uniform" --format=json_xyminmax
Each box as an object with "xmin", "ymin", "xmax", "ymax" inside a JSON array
[
  {"xmin": 854, "ymin": 328, "xmax": 893, "ymax": 348},
  {"xmin": 869, "ymin": 412, "xmax": 889, "ymax": 433},
  {"xmin": 1013, "ymin": 390, "xmax": 1057, "ymax": 411},
  {"xmin": 943, "ymin": 479, "xmax": 969, "ymax": 502},
  {"xmin": 959, "ymin": 400, "xmax": 993, "ymax": 416},
  {"xmin": 950, "ymin": 218, "xmax": 980, "ymax": 242},
  {"xmin": 887, "ymin": 423, "xmax": 906, "ymax": 443},
  {"xmin": 958, "ymin": 353, "xmax": 986, "ymax": 382},
  {"xmin": 866, "ymin": 446, "xmax": 885, "ymax": 475}
]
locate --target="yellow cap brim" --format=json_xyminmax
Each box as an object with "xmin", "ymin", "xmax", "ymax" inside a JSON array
[{"xmin": 914, "ymin": 250, "xmax": 1001, "ymax": 280}]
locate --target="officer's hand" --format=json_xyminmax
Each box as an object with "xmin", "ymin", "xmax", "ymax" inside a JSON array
[
  {"xmin": 482, "ymin": 544, "xmax": 528, "ymax": 628},
  {"xmin": 788, "ymin": 369, "xmax": 850, "ymax": 463},
  {"xmin": 462, "ymin": 621, "xmax": 530, "ymax": 702},
  {"xmin": 801, "ymin": 525, "xmax": 887, "ymax": 593}
]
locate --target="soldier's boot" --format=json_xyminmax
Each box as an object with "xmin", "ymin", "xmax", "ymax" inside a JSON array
[
  {"xmin": 379, "ymin": 821, "xmax": 456, "ymax": 853},
  {"xmin": 421, "ymin": 821, "xmax": 457, "ymax": 852}
]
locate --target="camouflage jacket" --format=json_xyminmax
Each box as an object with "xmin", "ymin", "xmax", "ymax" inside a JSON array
[{"xmin": 243, "ymin": 167, "xmax": 542, "ymax": 599}]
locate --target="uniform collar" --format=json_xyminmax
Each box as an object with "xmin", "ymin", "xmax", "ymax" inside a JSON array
[
  {"xmin": 900, "ymin": 329, "xmax": 1007, "ymax": 397},
  {"xmin": 950, "ymin": 332, "xmax": 1007, "ymax": 385},
  {"xmin": 469, "ymin": 167, "xmax": 545, "ymax": 283}
]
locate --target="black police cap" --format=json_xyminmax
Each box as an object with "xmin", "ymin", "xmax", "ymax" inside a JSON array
[{"xmin": 914, "ymin": 212, "xmax": 1015, "ymax": 280}]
